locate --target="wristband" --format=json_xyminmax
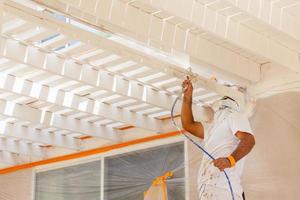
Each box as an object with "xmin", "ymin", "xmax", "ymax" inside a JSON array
[{"xmin": 227, "ymin": 155, "xmax": 236, "ymax": 167}]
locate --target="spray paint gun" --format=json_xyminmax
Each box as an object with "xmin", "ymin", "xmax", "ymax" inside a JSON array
[{"xmin": 181, "ymin": 67, "xmax": 198, "ymax": 93}]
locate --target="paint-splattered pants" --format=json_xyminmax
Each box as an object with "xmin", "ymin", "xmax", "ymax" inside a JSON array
[{"xmin": 198, "ymin": 184, "xmax": 243, "ymax": 200}]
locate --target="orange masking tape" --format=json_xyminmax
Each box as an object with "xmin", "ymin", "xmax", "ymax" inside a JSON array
[
  {"xmin": 0, "ymin": 131, "xmax": 182, "ymax": 174},
  {"xmin": 144, "ymin": 171, "xmax": 174, "ymax": 200}
]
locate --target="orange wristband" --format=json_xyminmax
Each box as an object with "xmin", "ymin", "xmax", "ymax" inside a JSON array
[{"xmin": 227, "ymin": 155, "xmax": 236, "ymax": 167}]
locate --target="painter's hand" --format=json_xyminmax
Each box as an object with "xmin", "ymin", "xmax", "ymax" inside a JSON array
[
  {"xmin": 212, "ymin": 158, "xmax": 231, "ymax": 171},
  {"xmin": 182, "ymin": 76, "xmax": 193, "ymax": 98}
]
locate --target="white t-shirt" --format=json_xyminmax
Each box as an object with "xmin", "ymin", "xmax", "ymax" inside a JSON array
[{"xmin": 197, "ymin": 110, "xmax": 254, "ymax": 197}]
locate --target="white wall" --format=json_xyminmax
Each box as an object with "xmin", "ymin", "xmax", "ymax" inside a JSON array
[
  {"xmin": 0, "ymin": 169, "xmax": 33, "ymax": 200},
  {"xmin": 186, "ymin": 136, "xmax": 202, "ymax": 200},
  {"xmin": 243, "ymin": 92, "xmax": 300, "ymax": 200}
]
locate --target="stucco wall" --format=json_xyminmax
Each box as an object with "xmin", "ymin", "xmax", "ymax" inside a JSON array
[
  {"xmin": 243, "ymin": 92, "xmax": 300, "ymax": 200},
  {"xmin": 0, "ymin": 169, "xmax": 33, "ymax": 200}
]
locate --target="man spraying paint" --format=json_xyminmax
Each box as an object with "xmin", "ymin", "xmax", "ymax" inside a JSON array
[{"xmin": 181, "ymin": 78, "xmax": 255, "ymax": 200}]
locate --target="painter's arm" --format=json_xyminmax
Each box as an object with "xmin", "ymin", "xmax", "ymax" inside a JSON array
[
  {"xmin": 213, "ymin": 131, "xmax": 255, "ymax": 171},
  {"xmin": 231, "ymin": 131, "xmax": 255, "ymax": 162},
  {"xmin": 181, "ymin": 79, "xmax": 204, "ymax": 139}
]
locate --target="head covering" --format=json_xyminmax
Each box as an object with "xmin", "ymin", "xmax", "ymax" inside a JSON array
[{"xmin": 211, "ymin": 96, "xmax": 239, "ymax": 113}]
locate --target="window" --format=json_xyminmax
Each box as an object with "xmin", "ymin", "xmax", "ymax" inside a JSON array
[
  {"xmin": 35, "ymin": 142, "xmax": 185, "ymax": 200},
  {"xmin": 104, "ymin": 142, "xmax": 185, "ymax": 200},
  {"xmin": 35, "ymin": 161, "xmax": 101, "ymax": 200}
]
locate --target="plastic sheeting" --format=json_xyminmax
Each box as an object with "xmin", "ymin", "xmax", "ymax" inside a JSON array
[
  {"xmin": 104, "ymin": 142, "xmax": 185, "ymax": 200},
  {"xmin": 35, "ymin": 161, "xmax": 101, "ymax": 200},
  {"xmin": 34, "ymin": 142, "xmax": 187, "ymax": 200}
]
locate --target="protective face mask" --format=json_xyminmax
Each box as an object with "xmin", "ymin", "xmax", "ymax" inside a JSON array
[
  {"xmin": 211, "ymin": 99, "xmax": 222, "ymax": 112},
  {"xmin": 211, "ymin": 98, "xmax": 239, "ymax": 113}
]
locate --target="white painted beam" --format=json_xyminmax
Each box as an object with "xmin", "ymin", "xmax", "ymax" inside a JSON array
[
  {"xmin": 0, "ymin": 68, "xmax": 165, "ymax": 133},
  {"xmin": 0, "ymin": 36, "xmax": 177, "ymax": 112},
  {"xmin": 0, "ymin": 150, "xmax": 43, "ymax": 165},
  {"xmin": 0, "ymin": 137, "xmax": 46, "ymax": 157},
  {"xmin": 228, "ymin": 0, "xmax": 300, "ymax": 43},
  {"xmin": 0, "ymin": 122, "xmax": 80, "ymax": 150},
  {"xmin": 0, "ymin": 1, "xmax": 246, "ymax": 128},
  {"xmin": 0, "ymin": 35, "xmax": 245, "ymax": 113},
  {"xmin": 0, "ymin": 98, "xmax": 122, "ymax": 141},
  {"xmin": 3, "ymin": 0, "xmax": 247, "ymax": 100},
  {"xmin": 31, "ymin": 0, "xmax": 262, "ymax": 82},
  {"xmin": 134, "ymin": 0, "xmax": 300, "ymax": 72},
  {"xmin": 0, "ymin": 151, "xmax": 18, "ymax": 166},
  {"xmin": 40, "ymin": 0, "xmax": 300, "ymax": 75},
  {"xmin": 249, "ymin": 62, "xmax": 300, "ymax": 98}
]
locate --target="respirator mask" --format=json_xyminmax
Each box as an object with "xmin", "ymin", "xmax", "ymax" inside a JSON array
[{"xmin": 211, "ymin": 96, "xmax": 239, "ymax": 113}]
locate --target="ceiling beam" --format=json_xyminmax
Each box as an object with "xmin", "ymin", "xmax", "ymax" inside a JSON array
[
  {"xmin": 3, "ymin": 0, "xmax": 247, "ymax": 100},
  {"xmin": 227, "ymin": 0, "xmax": 300, "ymax": 43},
  {"xmin": 40, "ymin": 0, "xmax": 300, "ymax": 75},
  {"xmin": 0, "ymin": 122, "xmax": 80, "ymax": 150},
  {"xmin": 0, "ymin": 137, "xmax": 46, "ymax": 157},
  {"xmin": 0, "ymin": 68, "xmax": 166, "ymax": 133},
  {"xmin": 0, "ymin": 0, "xmax": 247, "ymax": 121},
  {"xmin": 134, "ymin": 0, "xmax": 300, "ymax": 72},
  {"xmin": 0, "ymin": 36, "xmax": 176, "ymax": 112},
  {"xmin": 0, "ymin": 150, "xmax": 42, "ymax": 166},
  {"xmin": 31, "ymin": 0, "xmax": 262, "ymax": 82},
  {"xmin": 0, "ymin": 151, "xmax": 19, "ymax": 166},
  {"xmin": 248, "ymin": 62, "xmax": 300, "ymax": 98},
  {"xmin": 0, "ymin": 99, "xmax": 122, "ymax": 141}
]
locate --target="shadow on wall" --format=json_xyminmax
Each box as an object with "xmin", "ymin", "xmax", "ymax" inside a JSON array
[{"xmin": 243, "ymin": 92, "xmax": 300, "ymax": 200}]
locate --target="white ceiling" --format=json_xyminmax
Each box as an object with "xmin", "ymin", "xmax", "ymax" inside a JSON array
[
  {"xmin": 0, "ymin": 0, "xmax": 243, "ymax": 168},
  {"xmin": 0, "ymin": 0, "xmax": 299, "ymax": 175}
]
